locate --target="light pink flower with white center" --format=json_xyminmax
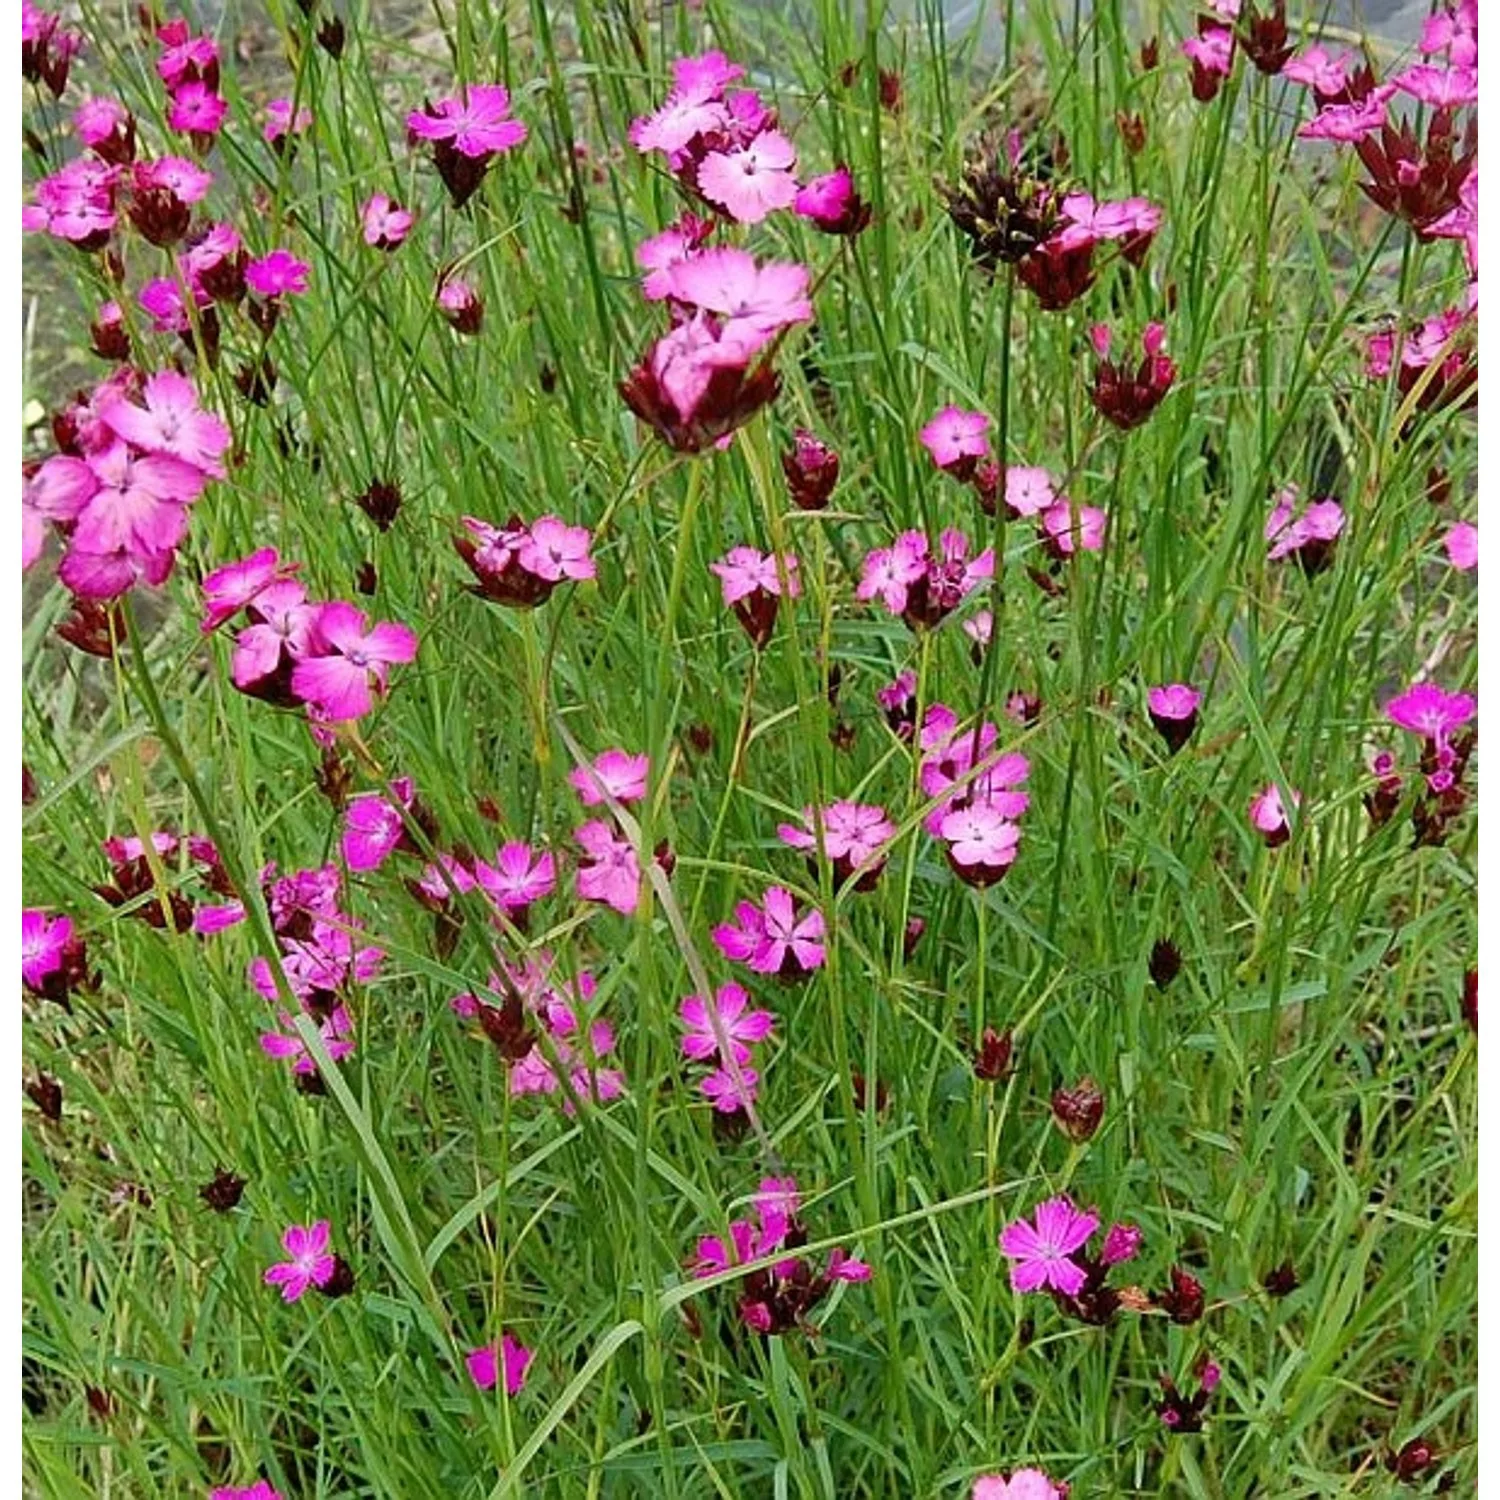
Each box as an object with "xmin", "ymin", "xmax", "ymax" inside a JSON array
[
  {"xmin": 289, "ymin": 602, "xmax": 418, "ymax": 721},
  {"xmin": 68, "ymin": 442, "xmax": 205, "ymax": 560},
  {"xmin": 99, "ymin": 370, "xmax": 230, "ymax": 477},
  {"xmin": 466, "ymin": 1332, "xmax": 533, "ymax": 1395},
  {"xmin": 701, "ymin": 1064, "xmax": 761, "ymax": 1112},
  {"xmin": 855, "ymin": 532, "xmax": 930, "ymax": 615},
  {"xmin": 361, "ymin": 193, "xmax": 414, "ymax": 250},
  {"xmin": 518, "ymin": 516, "xmax": 596, "ymax": 583},
  {"xmin": 568, "ymin": 749, "xmax": 649, "ymax": 806},
  {"xmin": 1383, "ymin": 682, "xmax": 1476, "ymax": 746},
  {"xmin": 710, "ymin": 546, "xmax": 800, "ymax": 604},
  {"xmin": 972, "ymin": 1471, "xmax": 1064, "ymax": 1500},
  {"xmin": 697, "ymin": 130, "xmax": 799, "ymax": 224},
  {"xmin": 264, "ymin": 97, "xmax": 313, "ymax": 145},
  {"xmin": 778, "ymin": 801, "xmax": 896, "ymax": 886},
  {"xmin": 201, "ymin": 548, "xmax": 297, "ymax": 632},
  {"xmin": 637, "ymin": 216, "xmax": 712, "ymax": 299},
  {"xmin": 574, "ymin": 820, "xmax": 641, "ymax": 913},
  {"xmin": 628, "ymin": 91, "xmax": 729, "ymax": 156},
  {"xmin": 998, "ymin": 1195, "xmax": 1100, "ymax": 1296},
  {"xmin": 919, "ymin": 405, "xmax": 991, "ymax": 475},
  {"xmin": 1003, "ymin": 465, "xmax": 1056, "ymax": 518},
  {"xmin": 246, "ymin": 250, "xmax": 311, "ymax": 298},
  {"xmin": 940, "ymin": 803, "xmax": 1022, "ymax": 875},
  {"xmin": 679, "ymin": 982, "xmax": 775, "ymax": 1065},
  {"xmin": 662, "ymin": 247, "xmax": 813, "ymax": 344},
  {"xmin": 1055, "ymin": 191, "xmax": 1161, "ymax": 250},
  {"xmin": 260, "ymin": 1007, "xmax": 355, "ymax": 1075},
  {"xmin": 262, "ymin": 1220, "xmax": 337, "ymax": 1302},
  {"xmin": 1282, "ymin": 46, "xmax": 1352, "ymax": 95},
  {"xmin": 407, "ymin": 85, "xmax": 527, "ymax": 157},
  {"xmin": 475, "ymin": 843, "xmax": 556, "ymax": 914},
  {"xmin": 1443, "ymin": 520, "xmax": 1477, "ymax": 571},
  {"xmin": 1040, "ymin": 499, "xmax": 1107, "ymax": 556},
  {"xmin": 231, "ymin": 579, "xmax": 318, "ymax": 688}
]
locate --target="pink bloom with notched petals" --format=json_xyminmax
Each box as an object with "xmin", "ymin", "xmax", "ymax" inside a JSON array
[
  {"xmin": 568, "ymin": 750, "xmax": 649, "ymax": 806},
  {"xmin": 1298, "ymin": 90, "xmax": 1395, "ymax": 142},
  {"xmin": 939, "ymin": 803, "xmax": 1022, "ymax": 882},
  {"xmin": 1282, "ymin": 45, "xmax": 1353, "ymax": 96},
  {"xmin": 157, "ymin": 28, "xmax": 218, "ymax": 92},
  {"xmin": 340, "ymin": 780, "xmax": 416, "ymax": 872},
  {"xmin": 1002, "ymin": 465, "xmax": 1057, "ymax": 518},
  {"xmin": 22, "ymin": 157, "xmax": 119, "ymax": 245},
  {"xmin": 637, "ymin": 214, "xmax": 715, "ymax": 299},
  {"xmin": 264, "ymin": 97, "xmax": 313, "ymax": 145},
  {"xmin": 574, "ymin": 820, "xmax": 641, "ymax": 914},
  {"xmin": 1383, "ymin": 682, "xmax": 1476, "ymax": 745},
  {"xmin": 361, "ymin": 193, "xmax": 414, "ymax": 250},
  {"xmin": 1443, "ymin": 520, "xmax": 1477, "ymax": 571},
  {"xmin": 167, "ymin": 82, "xmax": 227, "ymax": 138},
  {"xmin": 407, "ymin": 85, "xmax": 527, "ymax": 157},
  {"xmin": 518, "ymin": 516, "xmax": 596, "ymax": 583},
  {"xmin": 260, "ymin": 1006, "xmax": 356, "ymax": 1075},
  {"xmin": 466, "ymin": 1332, "xmax": 533, "ymax": 1395},
  {"xmin": 231, "ymin": 579, "xmax": 318, "ymax": 689},
  {"xmin": 1040, "ymin": 498, "xmax": 1108, "ymax": 556},
  {"xmin": 971, "ymin": 1471, "xmax": 1064, "ymax": 1500},
  {"xmin": 1392, "ymin": 63, "xmax": 1478, "ymax": 109},
  {"xmin": 68, "ymin": 442, "xmax": 205, "ymax": 559},
  {"xmin": 289, "ymin": 602, "xmax": 418, "ymax": 721},
  {"xmin": 201, "ymin": 548, "xmax": 298, "ymax": 632},
  {"xmin": 263, "ymin": 1221, "xmax": 337, "ymax": 1301},
  {"xmin": 697, "ymin": 130, "xmax": 799, "ymax": 224},
  {"xmin": 998, "ymin": 1195, "xmax": 1100, "ymax": 1296},
  {"xmin": 701, "ymin": 1064, "xmax": 760, "ymax": 1112},
  {"xmin": 713, "ymin": 887, "xmax": 826, "ymax": 978},
  {"xmin": 137, "ymin": 276, "xmax": 209, "ymax": 334},
  {"xmin": 1181, "ymin": 25, "xmax": 1235, "ymax": 77},
  {"xmin": 211, "ymin": 1483, "xmax": 283, "ymax": 1500},
  {"xmin": 74, "ymin": 96, "xmax": 133, "ymax": 157},
  {"xmin": 710, "ymin": 546, "xmax": 800, "ymax": 604},
  {"xmin": 679, "ymin": 982, "xmax": 775, "ymax": 1064},
  {"xmin": 1249, "ymin": 783, "xmax": 1299, "ymax": 844},
  {"xmin": 855, "ymin": 532, "xmax": 930, "ymax": 615},
  {"xmin": 1419, "ymin": 0, "xmax": 1477, "ymax": 67},
  {"xmin": 778, "ymin": 801, "xmax": 895, "ymax": 887},
  {"xmin": 246, "ymin": 251, "xmax": 311, "ymax": 298},
  {"xmin": 662, "ymin": 247, "xmax": 813, "ymax": 344},
  {"xmin": 475, "ymin": 843, "xmax": 556, "ymax": 914},
  {"xmin": 919, "ymin": 405, "xmax": 991, "ymax": 476},
  {"xmin": 99, "ymin": 371, "xmax": 230, "ymax": 477},
  {"xmin": 22, "ymin": 909, "xmax": 73, "ymax": 990},
  {"xmin": 1148, "ymin": 683, "xmax": 1201, "ymax": 721}
]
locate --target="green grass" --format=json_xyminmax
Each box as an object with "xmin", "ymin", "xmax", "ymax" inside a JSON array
[{"xmin": 22, "ymin": 0, "xmax": 1476, "ymax": 1496}]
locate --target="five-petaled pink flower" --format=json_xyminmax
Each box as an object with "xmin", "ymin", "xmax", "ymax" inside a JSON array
[
  {"xmin": 568, "ymin": 749, "xmax": 649, "ymax": 806},
  {"xmin": 713, "ymin": 886, "xmax": 826, "ymax": 979},
  {"xmin": 475, "ymin": 842, "xmax": 556, "ymax": 915},
  {"xmin": 679, "ymin": 982, "xmax": 775, "ymax": 1065},
  {"xmin": 998, "ymin": 1196, "xmax": 1100, "ymax": 1296},
  {"xmin": 697, "ymin": 129, "xmax": 799, "ymax": 224},
  {"xmin": 466, "ymin": 1332, "xmax": 533, "ymax": 1395},
  {"xmin": 919, "ymin": 406, "xmax": 991, "ymax": 478},
  {"xmin": 264, "ymin": 97, "xmax": 313, "ymax": 145},
  {"xmin": 22, "ymin": 908, "xmax": 73, "ymax": 991},
  {"xmin": 407, "ymin": 85, "xmax": 527, "ymax": 157},
  {"xmin": 361, "ymin": 193, "xmax": 414, "ymax": 250},
  {"xmin": 290, "ymin": 602, "xmax": 418, "ymax": 722},
  {"xmin": 340, "ymin": 779, "xmax": 417, "ymax": 871},
  {"xmin": 1443, "ymin": 521, "xmax": 1477, "ymax": 572},
  {"xmin": 245, "ymin": 250, "xmax": 311, "ymax": 299},
  {"xmin": 1383, "ymin": 682, "xmax": 1476, "ymax": 746},
  {"xmin": 971, "ymin": 1471, "xmax": 1063, "ymax": 1500},
  {"xmin": 574, "ymin": 820, "xmax": 642, "ymax": 914},
  {"xmin": 98, "ymin": 370, "xmax": 230, "ymax": 477},
  {"xmin": 263, "ymin": 1220, "xmax": 337, "ymax": 1302},
  {"xmin": 211, "ymin": 1483, "xmax": 284, "ymax": 1500}
]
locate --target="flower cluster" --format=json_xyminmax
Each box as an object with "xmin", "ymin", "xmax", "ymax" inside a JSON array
[
  {"xmin": 22, "ymin": 1, "xmax": 83, "ymax": 97},
  {"xmin": 777, "ymin": 801, "xmax": 896, "ymax": 891},
  {"xmin": 857, "ymin": 528, "xmax": 994, "ymax": 632},
  {"xmin": 1088, "ymin": 322, "xmax": 1177, "ymax": 431},
  {"xmin": 918, "ymin": 705, "xmax": 1031, "ymax": 885},
  {"xmin": 202, "ymin": 549, "xmax": 417, "ymax": 727},
  {"xmin": 22, "ymin": 908, "xmax": 93, "ymax": 1008},
  {"xmin": 1371, "ymin": 681, "xmax": 1477, "ymax": 846},
  {"xmin": 94, "ymin": 830, "xmax": 235, "ymax": 933},
  {"xmin": 678, "ymin": 982, "xmax": 775, "ymax": 1116},
  {"xmin": 454, "ymin": 514, "xmax": 596, "ymax": 608},
  {"xmin": 569, "ymin": 747, "xmax": 651, "ymax": 915},
  {"xmin": 713, "ymin": 887, "xmax": 826, "ymax": 981},
  {"xmin": 24, "ymin": 370, "xmax": 228, "ymax": 599},
  {"xmin": 688, "ymin": 1176, "xmax": 870, "ymax": 1336},
  {"xmin": 1366, "ymin": 304, "xmax": 1477, "ymax": 418},
  {"xmin": 1016, "ymin": 190, "xmax": 1162, "ymax": 311}
]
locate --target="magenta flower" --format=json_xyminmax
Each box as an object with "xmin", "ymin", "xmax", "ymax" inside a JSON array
[
  {"xmin": 475, "ymin": 842, "xmax": 556, "ymax": 916},
  {"xmin": 167, "ymin": 82, "xmax": 228, "ymax": 139},
  {"xmin": 939, "ymin": 803, "xmax": 1023, "ymax": 886},
  {"xmin": 661, "ymin": 247, "xmax": 813, "ymax": 347},
  {"xmin": 972, "ymin": 1472, "xmax": 1063, "ymax": 1500},
  {"xmin": 230, "ymin": 579, "xmax": 319, "ymax": 699},
  {"xmin": 1392, "ymin": 63, "xmax": 1478, "ymax": 109},
  {"xmin": 290, "ymin": 602, "xmax": 417, "ymax": 721},
  {"xmin": 919, "ymin": 405, "xmax": 991, "ymax": 479},
  {"xmin": 1039, "ymin": 499, "xmax": 1108, "ymax": 558},
  {"xmin": 568, "ymin": 749, "xmax": 649, "ymax": 806},
  {"xmin": 407, "ymin": 84, "xmax": 527, "ymax": 158},
  {"xmin": 246, "ymin": 250, "xmax": 311, "ymax": 299},
  {"xmin": 1249, "ymin": 784, "xmax": 1298, "ymax": 847},
  {"xmin": 1443, "ymin": 520, "xmax": 1477, "ymax": 571},
  {"xmin": 361, "ymin": 193, "xmax": 414, "ymax": 250},
  {"xmin": 1182, "ymin": 24, "xmax": 1235, "ymax": 101},
  {"xmin": 679, "ymin": 982, "xmax": 775, "ymax": 1065},
  {"xmin": 157, "ymin": 25, "xmax": 219, "ymax": 93},
  {"xmin": 713, "ymin": 886, "xmax": 826, "ymax": 980},
  {"xmin": 1147, "ymin": 683, "xmax": 1202, "ymax": 754},
  {"xmin": 74, "ymin": 96, "xmax": 134, "ymax": 162},
  {"xmin": 341, "ymin": 780, "xmax": 417, "ymax": 872},
  {"xmin": 878, "ymin": 671, "xmax": 918, "ymax": 738},
  {"xmin": 710, "ymin": 546, "xmax": 800, "ymax": 648},
  {"xmin": 778, "ymin": 801, "xmax": 896, "ymax": 890},
  {"xmin": 264, "ymin": 97, "xmax": 313, "ymax": 146},
  {"xmin": 637, "ymin": 214, "xmax": 714, "ymax": 299},
  {"xmin": 1265, "ymin": 487, "xmax": 1345, "ymax": 574},
  {"xmin": 628, "ymin": 53, "xmax": 743, "ymax": 157},
  {"xmin": 211, "ymin": 1484, "xmax": 284, "ymax": 1500},
  {"xmin": 22, "ymin": 158, "xmax": 119, "ymax": 248},
  {"xmin": 260, "ymin": 1006, "xmax": 356, "ymax": 1074},
  {"xmin": 437, "ymin": 276, "xmax": 484, "ymax": 334},
  {"xmin": 793, "ymin": 165, "xmax": 871, "ymax": 235},
  {"xmin": 201, "ymin": 548, "xmax": 299, "ymax": 632},
  {"xmin": 701, "ymin": 1064, "xmax": 761, "ymax": 1112},
  {"xmin": 98, "ymin": 370, "xmax": 230, "ymax": 478},
  {"xmin": 523, "ymin": 516, "xmax": 596, "ymax": 583},
  {"xmin": 263, "ymin": 1220, "xmax": 337, "ymax": 1302},
  {"xmin": 1282, "ymin": 45, "xmax": 1354, "ymax": 97},
  {"xmin": 1100, "ymin": 1222, "xmax": 1143, "ymax": 1266},
  {"xmin": 1383, "ymin": 682, "xmax": 1476, "ymax": 746},
  {"xmin": 857, "ymin": 529, "xmax": 994, "ymax": 630},
  {"xmin": 466, "ymin": 1332, "xmax": 533, "ymax": 1395},
  {"xmin": 22, "ymin": 909, "xmax": 73, "ymax": 991},
  {"xmin": 510, "ymin": 1009, "xmax": 625, "ymax": 1109},
  {"xmin": 782, "ymin": 428, "xmax": 840, "ymax": 510},
  {"xmin": 697, "ymin": 129, "xmax": 799, "ymax": 224},
  {"xmin": 574, "ymin": 820, "xmax": 641, "ymax": 914},
  {"xmin": 456, "ymin": 514, "xmax": 593, "ymax": 606},
  {"xmin": 998, "ymin": 1196, "xmax": 1100, "ymax": 1296}
]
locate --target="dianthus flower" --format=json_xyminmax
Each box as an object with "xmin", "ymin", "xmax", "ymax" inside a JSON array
[
  {"xmin": 211, "ymin": 1483, "xmax": 283, "ymax": 1500},
  {"xmin": 455, "ymin": 514, "xmax": 595, "ymax": 606},
  {"xmin": 661, "ymin": 247, "xmax": 813, "ymax": 347},
  {"xmin": 782, "ymin": 428, "xmax": 839, "ymax": 509},
  {"xmin": 201, "ymin": 546, "xmax": 292, "ymax": 633},
  {"xmin": 710, "ymin": 546, "xmax": 800, "ymax": 648},
  {"xmin": 713, "ymin": 887, "xmax": 825, "ymax": 980},
  {"xmin": 361, "ymin": 193, "xmax": 413, "ymax": 250},
  {"xmin": 264, "ymin": 97, "xmax": 313, "ymax": 147},
  {"xmin": 1443, "ymin": 520, "xmax": 1477, "ymax": 571},
  {"xmin": 678, "ymin": 982, "xmax": 775, "ymax": 1066},
  {"xmin": 466, "ymin": 1333, "xmax": 533, "ymax": 1395},
  {"xmin": 574, "ymin": 820, "xmax": 641, "ymax": 914},
  {"xmin": 437, "ymin": 276, "xmax": 484, "ymax": 334},
  {"xmin": 1181, "ymin": 22, "xmax": 1235, "ymax": 102},
  {"xmin": 22, "ymin": 908, "xmax": 92, "ymax": 1005},
  {"xmin": 972, "ymin": 1471, "xmax": 1064, "ymax": 1500},
  {"xmin": 1383, "ymin": 681, "xmax": 1476, "ymax": 748},
  {"xmin": 167, "ymin": 81, "xmax": 228, "ymax": 145},
  {"xmin": 1089, "ymin": 322, "xmax": 1176, "ymax": 430},
  {"xmin": 340, "ymin": 778, "xmax": 420, "ymax": 871},
  {"xmin": 289, "ymin": 601, "xmax": 418, "ymax": 722},
  {"xmin": 998, "ymin": 1195, "xmax": 1100, "ymax": 1296},
  {"xmin": 74, "ymin": 96, "xmax": 135, "ymax": 164},
  {"xmin": 507, "ymin": 995, "xmax": 625, "ymax": 1109},
  {"xmin": 857, "ymin": 529, "xmax": 993, "ymax": 631},
  {"xmin": 263, "ymin": 1220, "xmax": 337, "ymax": 1301},
  {"xmin": 778, "ymin": 801, "xmax": 896, "ymax": 890},
  {"xmin": 245, "ymin": 250, "xmax": 311, "ymax": 300},
  {"xmin": 260, "ymin": 1006, "xmax": 356, "ymax": 1074},
  {"xmin": 407, "ymin": 84, "xmax": 527, "ymax": 206},
  {"xmin": 919, "ymin": 406, "xmax": 991, "ymax": 480},
  {"xmin": 1249, "ymin": 783, "xmax": 1299, "ymax": 847},
  {"xmin": 794, "ymin": 165, "xmax": 871, "ymax": 235},
  {"xmin": 474, "ymin": 842, "xmax": 556, "ymax": 922},
  {"xmin": 697, "ymin": 129, "xmax": 799, "ymax": 224},
  {"xmin": 568, "ymin": 749, "xmax": 649, "ymax": 806},
  {"xmin": 1265, "ymin": 486, "xmax": 1345, "ymax": 574},
  {"xmin": 1039, "ymin": 498, "xmax": 1108, "ymax": 559},
  {"xmin": 1147, "ymin": 683, "xmax": 1201, "ymax": 754}
]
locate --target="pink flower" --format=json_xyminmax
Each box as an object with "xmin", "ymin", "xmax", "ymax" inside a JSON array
[
  {"xmin": 22, "ymin": 909, "xmax": 73, "ymax": 990},
  {"xmin": 407, "ymin": 85, "xmax": 527, "ymax": 157},
  {"xmin": 289, "ymin": 602, "xmax": 418, "ymax": 721},
  {"xmin": 22, "ymin": 158, "xmax": 119, "ymax": 246},
  {"xmin": 1298, "ymin": 94, "xmax": 1393, "ymax": 143},
  {"xmin": 157, "ymin": 28, "xmax": 218, "ymax": 92},
  {"xmin": 1099, "ymin": 1222, "xmax": 1143, "ymax": 1266},
  {"xmin": 341, "ymin": 781, "xmax": 416, "ymax": 872},
  {"xmin": 437, "ymin": 277, "xmax": 484, "ymax": 333},
  {"xmin": 568, "ymin": 749, "xmax": 649, "ymax": 806},
  {"xmin": 475, "ymin": 842, "xmax": 556, "ymax": 914},
  {"xmin": 701, "ymin": 1064, "xmax": 761, "ymax": 1112},
  {"xmin": 201, "ymin": 548, "xmax": 297, "ymax": 632},
  {"xmin": 98, "ymin": 370, "xmax": 230, "ymax": 477},
  {"xmin": 1383, "ymin": 682, "xmax": 1476, "ymax": 745},
  {"xmin": 1265, "ymin": 487, "xmax": 1345, "ymax": 570},
  {"xmin": 1181, "ymin": 25, "xmax": 1235, "ymax": 77},
  {"xmin": 1249, "ymin": 784, "xmax": 1298, "ymax": 846},
  {"xmin": 361, "ymin": 193, "xmax": 414, "ymax": 250},
  {"xmin": 713, "ymin": 886, "xmax": 826, "ymax": 979},
  {"xmin": 574, "ymin": 820, "xmax": 641, "ymax": 914},
  {"xmin": 211, "ymin": 1484, "xmax": 284, "ymax": 1500},
  {"xmin": 1148, "ymin": 683, "xmax": 1200, "ymax": 719},
  {"xmin": 793, "ymin": 165, "xmax": 870, "ymax": 235},
  {"xmin": 778, "ymin": 801, "xmax": 896, "ymax": 889},
  {"xmin": 137, "ymin": 276, "xmax": 206, "ymax": 334},
  {"xmin": 856, "ymin": 532, "xmax": 930, "ymax": 615},
  {"xmin": 972, "ymin": 1471, "xmax": 1063, "ymax": 1500},
  {"xmin": 466, "ymin": 1332, "xmax": 533, "ymax": 1395},
  {"xmin": 1391, "ymin": 63, "xmax": 1478, "ymax": 109},
  {"xmin": 662, "ymin": 247, "xmax": 813, "ymax": 346},
  {"xmin": 696, "ymin": 130, "xmax": 799, "ymax": 223},
  {"xmin": 74, "ymin": 96, "xmax": 133, "ymax": 159},
  {"xmin": 919, "ymin": 405, "xmax": 991, "ymax": 478},
  {"xmin": 1443, "ymin": 520, "xmax": 1477, "ymax": 571},
  {"xmin": 1039, "ymin": 499, "xmax": 1107, "ymax": 557},
  {"xmin": 637, "ymin": 215, "xmax": 714, "ymax": 299},
  {"xmin": 998, "ymin": 1195, "xmax": 1100, "ymax": 1296},
  {"xmin": 264, "ymin": 97, "xmax": 313, "ymax": 145},
  {"xmin": 231, "ymin": 579, "xmax": 319, "ymax": 693},
  {"xmin": 710, "ymin": 547, "xmax": 800, "ymax": 604},
  {"xmin": 167, "ymin": 82, "xmax": 227, "ymax": 138},
  {"xmin": 1282, "ymin": 46, "xmax": 1353, "ymax": 96},
  {"xmin": 939, "ymin": 803, "xmax": 1022, "ymax": 886},
  {"xmin": 520, "ymin": 516, "xmax": 596, "ymax": 583},
  {"xmin": 456, "ymin": 514, "xmax": 594, "ymax": 604},
  {"xmin": 263, "ymin": 1220, "xmax": 337, "ymax": 1302},
  {"xmin": 679, "ymin": 982, "xmax": 775, "ymax": 1064},
  {"xmin": 260, "ymin": 1006, "xmax": 356, "ymax": 1074},
  {"xmin": 245, "ymin": 251, "xmax": 311, "ymax": 299},
  {"xmin": 1002, "ymin": 465, "xmax": 1057, "ymax": 518},
  {"xmin": 1420, "ymin": 1, "xmax": 1477, "ymax": 68}
]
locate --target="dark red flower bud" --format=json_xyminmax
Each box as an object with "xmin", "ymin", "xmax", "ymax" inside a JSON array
[
  {"xmin": 318, "ymin": 1255, "xmax": 356, "ymax": 1298},
  {"xmin": 200, "ymin": 1167, "xmax": 247, "ymax": 1212},
  {"xmin": 878, "ymin": 68, "xmax": 903, "ymax": 113},
  {"xmin": 356, "ymin": 478, "xmax": 402, "ymax": 531},
  {"xmin": 1262, "ymin": 1258, "xmax": 1299, "ymax": 1297},
  {"xmin": 1051, "ymin": 1076, "xmax": 1106, "ymax": 1142},
  {"xmin": 86, "ymin": 1386, "xmax": 114, "ymax": 1420},
  {"xmin": 89, "ymin": 307, "xmax": 132, "ymax": 362},
  {"xmin": 316, "ymin": 16, "xmax": 346, "ymax": 58},
  {"xmin": 902, "ymin": 916, "xmax": 926, "ymax": 959},
  {"xmin": 782, "ymin": 429, "xmax": 840, "ymax": 509},
  {"xmin": 1155, "ymin": 1265, "xmax": 1206, "ymax": 1324},
  {"xmin": 1238, "ymin": 0, "xmax": 1293, "ymax": 74},
  {"xmin": 1149, "ymin": 937, "xmax": 1183, "ymax": 990},
  {"xmin": 1462, "ymin": 969, "xmax": 1477, "ymax": 1033},
  {"xmin": 1386, "ymin": 1436, "xmax": 1436, "ymax": 1482},
  {"xmin": 1139, "ymin": 36, "xmax": 1160, "ymax": 70},
  {"xmin": 1017, "ymin": 237, "xmax": 1097, "ymax": 311},
  {"xmin": 1426, "ymin": 466, "xmax": 1451, "ymax": 506},
  {"xmin": 973, "ymin": 1025, "xmax": 1014, "ymax": 1082},
  {"xmin": 654, "ymin": 839, "xmax": 676, "ymax": 878},
  {"xmin": 1116, "ymin": 110, "xmax": 1147, "ymax": 155},
  {"xmin": 26, "ymin": 1072, "xmax": 63, "ymax": 1122}
]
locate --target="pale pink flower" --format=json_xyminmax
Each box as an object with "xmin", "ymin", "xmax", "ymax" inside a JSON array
[
  {"xmin": 574, "ymin": 820, "xmax": 641, "ymax": 914},
  {"xmin": 1392, "ymin": 63, "xmax": 1478, "ymax": 108},
  {"xmin": 263, "ymin": 1220, "xmax": 337, "ymax": 1302},
  {"xmin": 1003, "ymin": 465, "xmax": 1056, "ymax": 518},
  {"xmin": 1249, "ymin": 783, "xmax": 1298, "ymax": 844},
  {"xmin": 636, "ymin": 216, "xmax": 712, "ymax": 299},
  {"xmin": 972, "ymin": 1471, "xmax": 1063, "ymax": 1500},
  {"xmin": 99, "ymin": 370, "xmax": 230, "ymax": 477},
  {"xmin": 998, "ymin": 1196, "xmax": 1099, "ymax": 1296},
  {"xmin": 1040, "ymin": 499, "xmax": 1107, "ymax": 556},
  {"xmin": 662, "ymin": 247, "xmax": 813, "ymax": 344},
  {"xmin": 568, "ymin": 749, "xmax": 649, "ymax": 805},
  {"xmin": 679, "ymin": 982, "xmax": 774, "ymax": 1065},
  {"xmin": 1443, "ymin": 520, "xmax": 1477, "ymax": 571},
  {"xmin": 231, "ymin": 579, "xmax": 318, "ymax": 689},
  {"xmin": 466, "ymin": 1332, "xmax": 533, "ymax": 1395},
  {"xmin": 1298, "ymin": 92, "xmax": 1394, "ymax": 142},
  {"xmin": 710, "ymin": 546, "xmax": 800, "ymax": 604},
  {"xmin": 919, "ymin": 405, "xmax": 991, "ymax": 475},
  {"xmin": 260, "ymin": 1006, "xmax": 355, "ymax": 1074},
  {"xmin": 361, "ymin": 193, "xmax": 413, "ymax": 250},
  {"xmin": 697, "ymin": 130, "xmax": 799, "ymax": 223},
  {"xmin": 264, "ymin": 97, "xmax": 313, "ymax": 145},
  {"xmin": 1181, "ymin": 26, "xmax": 1234, "ymax": 76},
  {"xmin": 518, "ymin": 516, "xmax": 596, "ymax": 582},
  {"xmin": 939, "ymin": 804, "xmax": 1022, "ymax": 882}
]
